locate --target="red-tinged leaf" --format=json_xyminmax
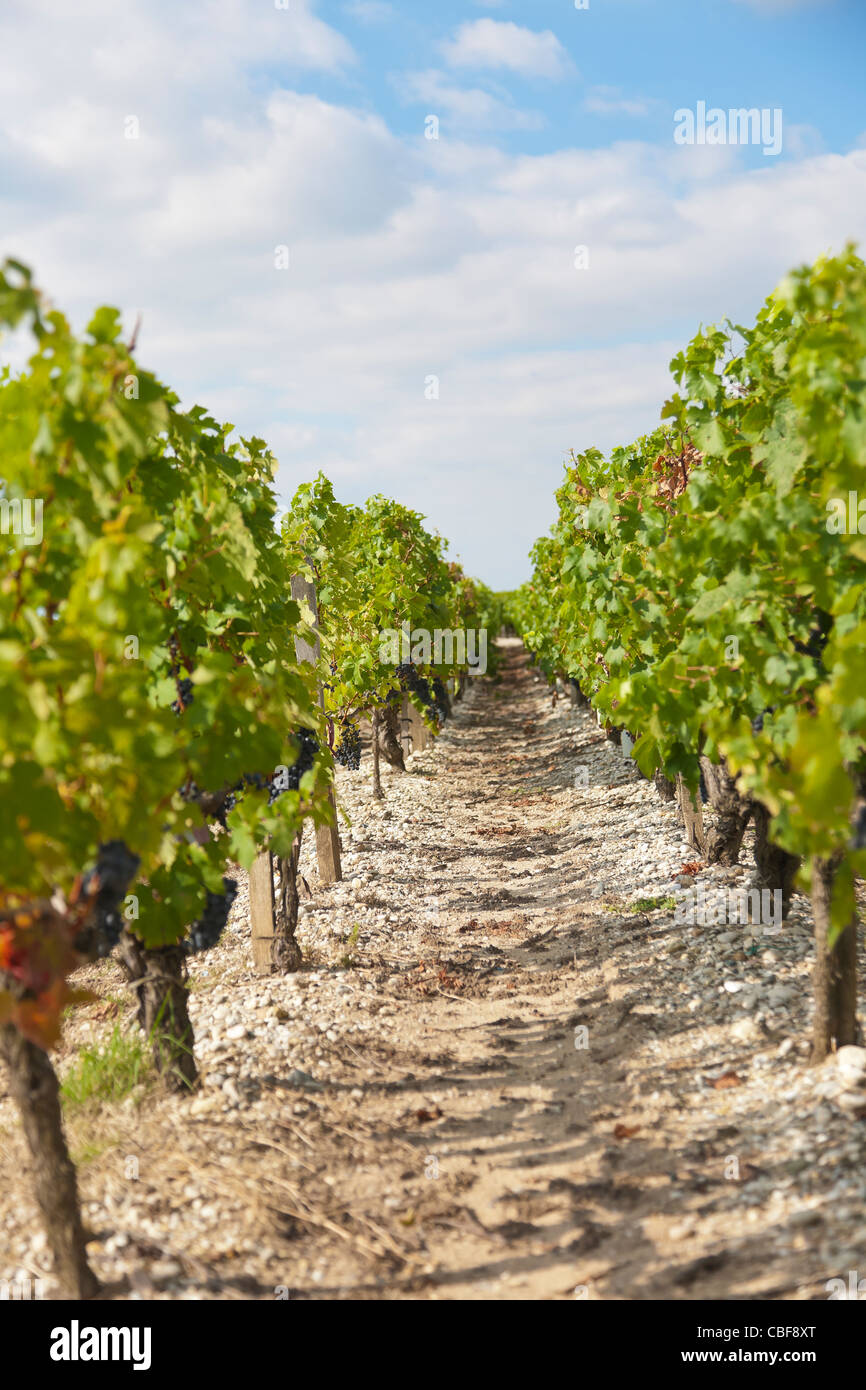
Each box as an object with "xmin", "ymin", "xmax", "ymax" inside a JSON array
[
  {"xmin": 14, "ymin": 982, "xmax": 68, "ymax": 1051},
  {"xmin": 712, "ymin": 1072, "xmax": 743, "ymax": 1090}
]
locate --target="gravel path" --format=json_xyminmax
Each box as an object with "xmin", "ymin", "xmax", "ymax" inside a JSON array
[{"xmin": 2, "ymin": 639, "xmax": 866, "ymax": 1300}]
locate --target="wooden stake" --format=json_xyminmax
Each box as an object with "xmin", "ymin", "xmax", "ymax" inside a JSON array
[
  {"xmin": 408, "ymin": 700, "xmax": 428, "ymax": 751},
  {"xmin": 249, "ymin": 572, "xmax": 343, "ymax": 977},
  {"xmin": 249, "ymin": 848, "xmax": 277, "ymax": 976}
]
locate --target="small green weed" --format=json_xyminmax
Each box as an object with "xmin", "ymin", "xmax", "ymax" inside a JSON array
[{"xmin": 61, "ymin": 1026, "xmax": 151, "ymax": 1110}]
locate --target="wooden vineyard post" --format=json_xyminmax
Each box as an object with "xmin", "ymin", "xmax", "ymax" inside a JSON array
[
  {"xmin": 290, "ymin": 572, "xmax": 342, "ymax": 885},
  {"xmin": 408, "ymin": 700, "xmax": 428, "ymax": 752},
  {"xmin": 676, "ymin": 774, "xmax": 707, "ymax": 855},
  {"xmin": 249, "ymin": 848, "xmax": 277, "ymax": 976},
  {"xmin": 398, "ymin": 695, "xmax": 433, "ymax": 755},
  {"xmin": 249, "ymin": 572, "xmax": 342, "ymax": 976}
]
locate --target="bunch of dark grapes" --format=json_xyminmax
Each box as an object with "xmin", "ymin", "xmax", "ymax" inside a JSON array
[
  {"xmin": 698, "ymin": 769, "xmax": 709, "ymax": 805},
  {"xmin": 395, "ymin": 662, "xmax": 422, "ymax": 694},
  {"xmin": 334, "ymin": 720, "xmax": 361, "ymax": 770},
  {"xmin": 852, "ymin": 805, "xmax": 866, "ymax": 851},
  {"xmin": 750, "ymin": 705, "xmax": 777, "ymax": 736},
  {"xmin": 221, "ymin": 731, "xmax": 320, "ymax": 815},
  {"xmin": 285, "ymin": 727, "xmax": 319, "ymax": 790},
  {"xmin": 170, "ymin": 677, "xmax": 194, "ymax": 715},
  {"xmin": 431, "ymin": 677, "xmax": 450, "ymax": 725},
  {"xmin": 223, "ymin": 772, "xmax": 267, "ymax": 817},
  {"xmin": 180, "ymin": 777, "xmax": 241, "ymax": 830},
  {"xmin": 76, "ymin": 840, "xmax": 141, "ymax": 957},
  {"xmin": 185, "ymin": 878, "xmax": 239, "ymax": 954},
  {"xmin": 792, "ymin": 615, "xmax": 831, "ymax": 671},
  {"xmin": 168, "ymin": 637, "xmax": 194, "ymax": 714},
  {"xmin": 395, "ymin": 661, "xmax": 448, "ymax": 727},
  {"xmin": 395, "ymin": 662, "xmax": 434, "ymax": 707}
]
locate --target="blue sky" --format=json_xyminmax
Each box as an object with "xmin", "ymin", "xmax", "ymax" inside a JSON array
[
  {"xmin": 1, "ymin": 0, "xmax": 865, "ymax": 587},
  {"xmin": 335, "ymin": 0, "xmax": 865, "ymax": 158}
]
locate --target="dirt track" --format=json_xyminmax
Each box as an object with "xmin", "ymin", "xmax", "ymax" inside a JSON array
[{"xmin": 1, "ymin": 640, "xmax": 864, "ymax": 1300}]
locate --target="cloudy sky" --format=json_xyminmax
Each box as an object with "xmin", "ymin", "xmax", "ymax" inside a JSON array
[{"xmin": 1, "ymin": 0, "xmax": 865, "ymax": 587}]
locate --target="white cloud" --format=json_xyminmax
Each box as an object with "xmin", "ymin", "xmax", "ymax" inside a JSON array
[
  {"xmin": 783, "ymin": 123, "xmax": 825, "ymax": 159},
  {"xmin": 440, "ymin": 19, "xmax": 575, "ymax": 81},
  {"xmin": 584, "ymin": 86, "xmax": 656, "ymax": 117},
  {"xmin": 0, "ymin": 0, "xmax": 355, "ymax": 115},
  {"xmin": 0, "ymin": 1, "xmax": 864, "ymax": 586},
  {"xmin": 397, "ymin": 70, "xmax": 545, "ymax": 132}
]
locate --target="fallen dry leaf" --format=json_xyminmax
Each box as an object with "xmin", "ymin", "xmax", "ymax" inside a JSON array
[
  {"xmin": 712, "ymin": 1072, "xmax": 743, "ymax": 1090},
  {"xmin": 406, "ymin": 962, "xmax": 464, "ymax": 996},
  {"xmin": 613, "ymin": 1123, "xmax": 641, "ymax": 1140},
  {"xmin": 460, "ymin": 917, "xmax": 515, "ymax": 935}
]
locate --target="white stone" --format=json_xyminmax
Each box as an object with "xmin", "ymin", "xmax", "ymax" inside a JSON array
[{"xmin": 836, "ymin": 1046, "xmax": 866, "ymax": 1083}]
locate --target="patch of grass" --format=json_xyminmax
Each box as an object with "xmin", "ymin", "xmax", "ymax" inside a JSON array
[
  {"xmin": 70, "ymin": 1136, "xmax": 115, "ymax": 1166},
  {"xmin": 60, "ymin": 1026, "xmax": 152, "ymax": 1110},
  {"xmin": 340, "ymin": 922, "xmax": 362, "ymax": 969},
  {"xmin": 603, "ymin": 895, "xmax": 677, "ymax": 916}
]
